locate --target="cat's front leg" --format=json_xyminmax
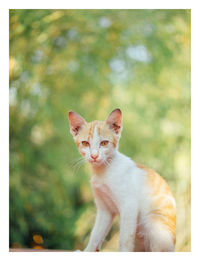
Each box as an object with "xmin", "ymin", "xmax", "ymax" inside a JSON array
[
  {"xmin": 118, "ymin": 204, "xmax": 138, "ymax": 252},
  {"xmin": 84, "ymin": 208, "xmax": 114, "ymax": 252}
]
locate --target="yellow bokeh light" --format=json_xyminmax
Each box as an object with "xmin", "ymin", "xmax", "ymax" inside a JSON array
[{"xmin": 33, "ymin": 234, "xmax": 44, "ymax": 245}]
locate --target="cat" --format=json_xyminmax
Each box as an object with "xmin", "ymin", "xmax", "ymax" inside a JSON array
[{"xmin": 68, "ymin": 108, "xmax": 176, "ymax": 252}]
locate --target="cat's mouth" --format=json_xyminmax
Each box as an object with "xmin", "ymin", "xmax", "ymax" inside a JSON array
[{"xmin": 89, "ymin": 159, "xmax": 101, "ymax": 165}]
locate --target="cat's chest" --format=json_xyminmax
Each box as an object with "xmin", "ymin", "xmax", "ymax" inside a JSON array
[{"xmin": 91, "ymin": 178, "xmax": 119, "ymax": 214}]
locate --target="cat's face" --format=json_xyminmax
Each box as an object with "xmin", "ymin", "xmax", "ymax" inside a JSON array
[{"xmin": 68, "ymin": 109, "xmax": 122, "ymax": 166}]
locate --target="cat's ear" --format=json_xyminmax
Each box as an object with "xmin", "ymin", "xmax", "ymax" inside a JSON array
[
  {"xmin": 106, "ymin": 108, "xmax": 122, "ymax": 135},
  {"xmin": 68, "ymin": 111, "xmax": 86, "ymax": 137}
]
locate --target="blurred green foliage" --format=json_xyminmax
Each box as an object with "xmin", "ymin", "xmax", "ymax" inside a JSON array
[{"xmin": 9, "ymin": 9, "xmax": 190, "ymax": 251}]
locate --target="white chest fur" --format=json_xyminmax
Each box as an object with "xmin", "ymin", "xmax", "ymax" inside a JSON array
[
  {"xmin": 90, "ymin": 152, "xmax": 145, "ymax": 214},
  {"xmin": 91, "ymin": 180, "xmax": 119, "ymax": 214}
]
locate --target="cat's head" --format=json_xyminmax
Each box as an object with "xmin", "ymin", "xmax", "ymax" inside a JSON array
[{"xmin": 68, "ymin": 109, "xmax": 122, "ymax": 166}]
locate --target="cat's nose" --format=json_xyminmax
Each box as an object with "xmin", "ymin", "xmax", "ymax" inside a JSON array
[{"xmin": 91, "ymin": 154, "xmax": 98, "ymax": 160}]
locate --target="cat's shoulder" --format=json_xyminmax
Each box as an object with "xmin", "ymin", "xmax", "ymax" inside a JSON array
[
  {"xmin": 136, "ymin": 163, "xmax": 172, "ymax": 194},
  {"xmin": 136, "ymin": 163, "xmax": 164, "ymax": 180}
]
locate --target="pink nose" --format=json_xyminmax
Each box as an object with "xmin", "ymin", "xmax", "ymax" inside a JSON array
[{"xmin": 91, "ymin": 154, "xmax": 98, "ymax": 160}]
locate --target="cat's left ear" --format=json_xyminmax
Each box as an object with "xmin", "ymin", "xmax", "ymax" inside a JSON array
[
  {"xmin": 106, "ymin": 108, "xmax": 122, "ymax": 135},
  {"xmin": 68, "ymin": 111, "xmax": 86, "ymax": 137}
]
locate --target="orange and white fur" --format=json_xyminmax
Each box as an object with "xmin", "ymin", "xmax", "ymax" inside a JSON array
[{"xmin": 68, "ymin": 109, "xmax": 176, "ymax": 252}]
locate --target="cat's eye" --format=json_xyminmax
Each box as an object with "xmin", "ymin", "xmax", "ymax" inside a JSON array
[
  {"xmin": 82, "ymin": 141, "xmax": 90, "ymax": 147},
  {"xmin": 100, "ymin": 140, "xmax": 109, "ymax": 146}
]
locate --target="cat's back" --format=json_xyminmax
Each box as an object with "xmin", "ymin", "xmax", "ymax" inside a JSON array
[{"xmin": 137, "ymin": 163, "xmax": 175, "ymax": 206}]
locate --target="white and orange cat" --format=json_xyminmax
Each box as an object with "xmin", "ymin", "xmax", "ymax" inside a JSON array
[{"xmin": 68, "ymin": 108, "xmax": 176, "ymax": 252}]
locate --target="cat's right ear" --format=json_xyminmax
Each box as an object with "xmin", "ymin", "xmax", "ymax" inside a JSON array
[{"xmin": 68, "ymin": 111, "xmax": 86, "ymax": 137}]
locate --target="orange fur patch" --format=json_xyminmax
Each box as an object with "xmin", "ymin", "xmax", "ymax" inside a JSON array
[
  {"xmin": 74, "ymin": 120, "xmax": 118, "ymax": 148},
  {"xmin": 137, "ymin": 164, "xmax": 176, "ymax": 244}
]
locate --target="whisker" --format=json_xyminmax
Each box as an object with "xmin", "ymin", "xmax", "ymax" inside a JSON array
[
  {"xmin": 68, "ymin": 157, "xmax": 84, "ymax": 168},
  {"xmin": 104, "ymin": 159, "xmax": 110, "ymax": 168},
  {"xmin": 72, "ymin": 158, "xmax": 86, "ymax": 175}
]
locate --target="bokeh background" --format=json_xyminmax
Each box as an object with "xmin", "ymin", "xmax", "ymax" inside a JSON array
[{"xmin": 9, "ymin": 9, "xmax": 190, "ymax": 251}]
